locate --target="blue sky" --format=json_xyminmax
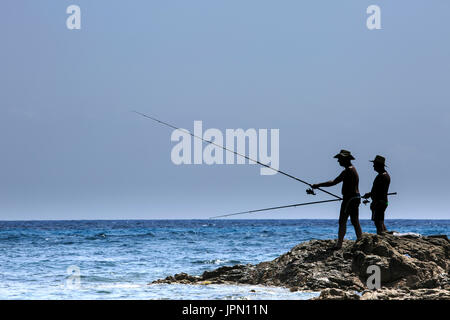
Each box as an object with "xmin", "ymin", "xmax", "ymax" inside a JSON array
[{"xmin": 1, "ymin": 1, "xmax": 449, "ymax": 219}]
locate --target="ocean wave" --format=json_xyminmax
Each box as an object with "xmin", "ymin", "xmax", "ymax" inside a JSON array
[
  {"xmin": 60, "ymin": 241, "xmax": 75, "ymax": 245},
  {"xmin": 108, "ymin": 232, "xmax": 157, "ymax": 239},
  {"xmin": 392, "ymin": 232, "xmax": 422, "ymax": 238},
  {"xmin": 0, "ymin": 234, "xmax": 22, "ymax": 241},
  {"xmin": 85, "ymin": 233, "xmax": 107, "ymax": 240},
  {"xmin": 192, "ymin": 259, "xmax": 242, "ymax": 265},
  {"xmin": 80, "ymin": 275, "xmax": 117, "ymax": 283}
]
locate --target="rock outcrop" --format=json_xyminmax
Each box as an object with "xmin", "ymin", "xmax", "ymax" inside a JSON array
[{"xmin": 150, "ymin": 233, "xmax": 449, "ymax": 299}]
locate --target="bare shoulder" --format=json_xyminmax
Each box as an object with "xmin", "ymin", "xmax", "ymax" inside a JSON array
[{"xmin": 348, "ymin": 166, "xmax": 359, "ymax": 175}]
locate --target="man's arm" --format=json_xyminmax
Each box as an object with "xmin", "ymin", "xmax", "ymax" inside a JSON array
[
  {"xmin": 362, "ymin": 192, "xmax": 371, "ymax": 199},
  {"xmin": 312, "ymin": 171, "xmax": 344, "ymax": 189}
]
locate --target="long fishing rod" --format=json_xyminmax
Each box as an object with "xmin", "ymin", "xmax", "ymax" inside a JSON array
[
  {"xmin": 210, "ymin": 199, "xmax": 341, "ymax": 219},
  {"xmin": 132, "ymin": 110, "xmax": 342, "ymax": 200},
  {"xmin": 210, "ymin": 192, "xmax": 398, "ymax": 219}
]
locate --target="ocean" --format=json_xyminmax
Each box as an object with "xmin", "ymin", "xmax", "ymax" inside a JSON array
[{"xmin": 0, "ymin": 219, "xmax": 448, "ymax": 300}]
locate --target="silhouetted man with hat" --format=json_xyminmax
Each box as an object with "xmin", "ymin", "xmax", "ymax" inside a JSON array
[
  {"xmin": 363, "ymin": 155, "xmax": 391, "ymax": 235},
  {"xmin": 312, "ymin": 150, "xmax": 362, "ymax": 249}
]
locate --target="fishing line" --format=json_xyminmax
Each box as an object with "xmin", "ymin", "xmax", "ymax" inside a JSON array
[
  {"xmin": 210, "ymin": 192, "xmax": 397, "ymax": 219},
  {"xmin": 133, "ymin": 110, "xmax": 342, "ymax": 200}
]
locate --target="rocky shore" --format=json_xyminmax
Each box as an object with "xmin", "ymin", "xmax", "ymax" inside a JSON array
[{"xmin": 151, "ymin": 233, "xmax": 449, "ymax": 299}]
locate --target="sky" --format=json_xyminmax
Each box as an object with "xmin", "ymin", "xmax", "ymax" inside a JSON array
[{"xmin": 0, "ymin": 1, "xmax": 449, "ymax": 220}]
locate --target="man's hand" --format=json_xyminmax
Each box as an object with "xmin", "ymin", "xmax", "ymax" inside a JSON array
[{"xmin": 362, "ymin": 193, "xmax": 371, "ymax": 199}]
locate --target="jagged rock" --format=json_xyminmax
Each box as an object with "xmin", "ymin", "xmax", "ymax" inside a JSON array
[
  {"xmin": 351, "ymin": 234, "xmax": 448, "ymax": 289},
  {"xmin": 150, "ymin": 233, "xmax": 449, "ymax": 299},
  {"xmin": 152, "ymin": 272, "xmax": 201, "ymax": 284},
  {"xmin": 360, "ymin": 288, "xmax": 450, "ymax": 300},
  {"xmin": 315, "ymin": 288, "xmax": 361, "ymax": 300}
]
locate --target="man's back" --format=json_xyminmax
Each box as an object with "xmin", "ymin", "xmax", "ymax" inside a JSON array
[
  {"xmin": 338, "ymin": 166, "xmax": 359, "ymax": 198},
  {"xmin": 371, "ymin": 171, "xmax": 390, "ymax": 202}
]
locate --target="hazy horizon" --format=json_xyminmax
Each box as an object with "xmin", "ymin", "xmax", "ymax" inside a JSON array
[{"xmin": 1, "ymin": 218, "xmax": 449, "ymax": 222}]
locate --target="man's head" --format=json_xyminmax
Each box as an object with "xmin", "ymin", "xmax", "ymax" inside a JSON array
[
  {"xmin": 370, "ymin": 155, "xmax": 387, "ymax": 172},
  {"xmin": 334, "ymin": 149, "xmax": 355, "ymax": 168}
]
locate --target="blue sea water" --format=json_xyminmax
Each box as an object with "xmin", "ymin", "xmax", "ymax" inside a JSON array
[{"xmin": 0, "ymin": 219, "xmax": 448, "ymax": 300}]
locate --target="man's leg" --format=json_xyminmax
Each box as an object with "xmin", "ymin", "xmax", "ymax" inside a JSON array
[
  {"xmin": 381, "ymin": 205, "xmax": 388, "ymax": 232},
  {"xmin": 350, "ymin": 209, "xmax": 362, "ymax": 240},
  {"xmin": 374, "ymin": 219, "xmax": 384, "ymax": 235},
  {"xmin": 336, "ymin": 203, "xmax": 349, "ymax": 249},
  {"xmin": 336, "ymin": 221, "xmax": 346, "ymax": 248},
  {"xmin": 375, "ymin": 205, "xmax": 387, "ymax": 234},
  {"xmin": 348, "ymin": 198, "xmax": 362, "ymax": 240}
]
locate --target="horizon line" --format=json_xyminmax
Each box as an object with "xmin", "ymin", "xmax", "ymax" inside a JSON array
[{"xmin": 0, "ymin": 218, "xmax": 449, "ymax": 222}]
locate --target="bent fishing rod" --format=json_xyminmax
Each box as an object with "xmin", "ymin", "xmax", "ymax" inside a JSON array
[
  {"xmin": 209, "ymin": 192, "xmax": 398, "ymax": 219},
  {"xmin": 132, "ymin": 110, "xmax": 341, "ymax": 200}
]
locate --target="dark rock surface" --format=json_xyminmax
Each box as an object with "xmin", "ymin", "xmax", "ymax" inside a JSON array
[{"xmin": 150, "ymin": 233, "xmax": 449, "ymax": 299}]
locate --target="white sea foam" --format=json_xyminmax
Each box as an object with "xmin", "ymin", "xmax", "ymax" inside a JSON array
[{"xmin": 393, "ymin": 232, "xmax": 422, "ymax": 238}]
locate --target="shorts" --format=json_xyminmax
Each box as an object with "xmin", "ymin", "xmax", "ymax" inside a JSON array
[
  {"xmin": 371, "ymin": 201, "xmax": 388, "ymax": 222},
  {"xmin": 339, "ymin": 195, "xmax": 361, "ymax": 225}
]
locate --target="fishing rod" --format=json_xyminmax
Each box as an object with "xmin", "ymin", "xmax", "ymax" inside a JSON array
[
  {"xmin": 210, "ymin": 192, "xmax": 398, "ymax": 219},
  {"xmin": 132, "ymin": 110, "xmax": 342, "ymax": 200},
  {"xmin": 210, "ymin": 199, "xmax": 341, "ymax": 219}
]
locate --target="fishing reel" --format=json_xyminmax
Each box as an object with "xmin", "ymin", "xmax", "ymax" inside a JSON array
[{"xmin": 306, "ymin": 188, "xmax": 316, "ymax": 196}]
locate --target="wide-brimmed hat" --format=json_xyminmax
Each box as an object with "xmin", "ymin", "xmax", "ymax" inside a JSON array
[
  {"xmin": 370, "ymin": 155, "xmax": 387, "ymax": 167},
  {"xmin": 333, "ymin": 149, "xmax": 355, "ymax": 160}
]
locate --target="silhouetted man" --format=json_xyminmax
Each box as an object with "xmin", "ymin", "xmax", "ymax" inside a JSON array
[
  {"xmin": 312, "ymin": 150, "xmax": 362, "ymax": 249},
  {"xmin": 363, "ymin": 155, "xmax": 391, "ymax": 235}
]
